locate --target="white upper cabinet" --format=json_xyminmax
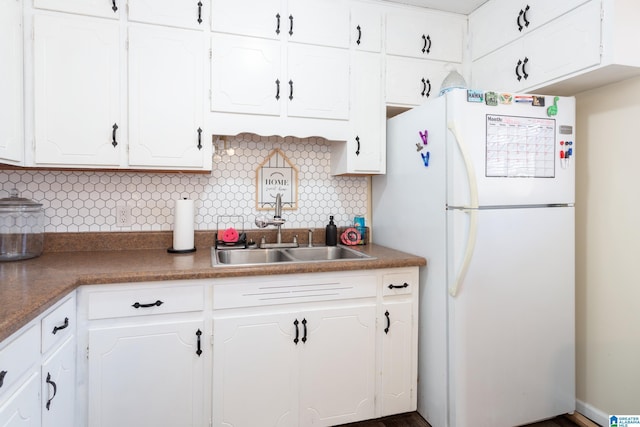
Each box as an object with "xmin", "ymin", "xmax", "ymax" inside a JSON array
[
  {"xmin": 471, "ymin": 0, "xmax": 640, "ymax": 95},
  {"xmin": 209, "ymin": 0, "xmax": 351, "ymax": 139},
  {"xmin": 30, "ymin": 3, "xmax": 211, "ymax": 170},
  {"xmin": 210, "ymin": 34, "xmax": 282, "ymax": 116},
  {"xmin": 472, "ymin": 1, "xmax": 601, "ymax": 92},
  {"xmin": 128, "ymin": 24, "xmax": 207, "ymax": 169},
  {"xmin": 350, "ymin": 1, "xmax": 383, "ymax": 53},
  {"xmin": 33, "ymin": 14, "xmax": 123, "ymax": 167},
  {"xmin": 211, "ymin": 0, "xmax": 349, "ymax": 48},
  {"xmin": 385, "ymin": 7, "xmax": 465, "ymax": 63},
  {"xmin": 211, "ymin": 0, "xmax": 283, "ymax": 40},
  {"xmin": 385, "ymin": 55, "xmax": 448, "ymax": 106},
  {"xmin": 0, "ymin": 0, "xmax": 24, "ymax": 166},
  {"xmin": 33, "ymin": 0, "xmax": 120, "ymax": 19},
  {"xmin": 128, "ymin": 0, "xmax": 208, "ymax": 30},
  {"xmin": 469, "ymin": 0, "xmax": 590, "ymax": 61}
]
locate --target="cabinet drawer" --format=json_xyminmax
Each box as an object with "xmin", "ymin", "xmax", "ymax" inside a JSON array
[
  {"xmin": 0, "ymin": 325, "xmax": 39, "ymax": 398},
  {"xmin": 382, "ymin": 271, "xmax": 418, "ymax": 297},
  {"xmin": 41, "ymin": 296, "xmax": 75, "ymax": 354},
  {"xmin": 87, "ymin": 285, "xmax": 204, "ymax": 320},
  {"xmin": 214, "ymin": 274, "xmax": 377, "ymax": 309}
]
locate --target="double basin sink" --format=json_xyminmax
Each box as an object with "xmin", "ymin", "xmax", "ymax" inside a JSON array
[{"xmin": 211, "ymin": 245, "xmax": 374, "ymax": 267}]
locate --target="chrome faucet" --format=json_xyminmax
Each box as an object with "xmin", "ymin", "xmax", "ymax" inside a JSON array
[{"xmin": 254, "ymin": 193, "xmax": 298, "ymax": 248}]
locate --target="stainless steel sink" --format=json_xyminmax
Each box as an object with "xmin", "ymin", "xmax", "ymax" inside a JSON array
[{"xmin": 211, "ymin": 245, "xmax": 374, "ymax": 267}]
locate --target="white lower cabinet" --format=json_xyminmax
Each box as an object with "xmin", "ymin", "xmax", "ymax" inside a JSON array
[
  {"xmin": 0, "ymin": 293, "xmax": 76, "ymax": 427},
  {"xmin": 87, "ymin": 321, "xmax": 205, "ymax": 427},
  {"xmin": 212, "ymin": 267, "xmax": 419, "ymax": 427},
  {"xmin": 41, "ymin": 338, "xmax": 74, "ymax": 427},
  {"xmin": 77, "ymin": 281, "xmax": 207, "ymax": 427},
  {"xmin": 0, "ymin": 372, "xmax": 41, "ymax": 427},
  {"xmin": 214, "ymin": 305, "xmax": 376, "ymax": 427}
]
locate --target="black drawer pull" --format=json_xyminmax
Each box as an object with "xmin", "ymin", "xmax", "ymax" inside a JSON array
[
  {"xmin": 132, "ymin": 300, "xmax": 164, "ymax": 309},
  {"xmin": 384, "ymin": 310, "xmax": 390, "ymax": 334},
  {"xmin": 356, "ymin": 25, "xmax": 362, "ymax": 45},
  {"xmin": 276, "ymin": 13, "xmax": 281, "ymax": 35},
  {"xmin": 197, "ymin": 127, "xmax": 202, "ymax": 150},
  {"xmin": 388, "ymin": 282, "xmax": 409, "ymax": 289},
  {"xmin": 288, "ymin": 14, "xmax": 294, "ymax": 36},
  {"xmin": 45, "ymin": 373, "xmax": 58, "ymax": 410},
  {"xmin": 112, "ymin": 123, "xmax": 118, "ymax": 147},
  {"xmin": 111, "ymin": 0, "xmax": 117, "ymax": 12},
  {"xmin": 197, "ymin": 1, "xmax": 202, "ymax": 24},
  {"xmin": 52, "ymin": 317, "xmax": 69, "ymax": 335},
  {"xmin": 0, "ymin": 370, "xmax": 6, "ymax": 388},
  {"xmin": 275, "ymin": 79, "xmax": 280, "ymax": 100},
  {"xmin": 293, "ymin": 319, "xmax": 300, "ymax": 344}
]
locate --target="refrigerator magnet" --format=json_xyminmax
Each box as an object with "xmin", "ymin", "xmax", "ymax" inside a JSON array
[
  {"xmin": 421, "ymin": 151, "xmax": 430, "ymax": 167},
  {"xmin": 485, "ymin": 91, "xmax": 498, "ymax": 106},
  {"xmin": 467, "ymin": 90, "xmax": 484, "ymax": 103},
  {"xmin": 419, "ymin": 130, "xmax": 428, "ymax": 145}
]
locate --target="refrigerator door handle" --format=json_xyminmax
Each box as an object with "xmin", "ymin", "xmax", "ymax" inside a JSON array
[
  {"xmin": 449, "ymin": 208, "xmax": 478, "ymax": 297},
  {"xmin": 448, "ymin": 121, "xmax": 479, "ymax": 297}
]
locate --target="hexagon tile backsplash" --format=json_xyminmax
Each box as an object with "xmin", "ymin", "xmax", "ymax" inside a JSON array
[{"xmin": 0, "ymin": 135, "xmax": 369, "ymax": 233}]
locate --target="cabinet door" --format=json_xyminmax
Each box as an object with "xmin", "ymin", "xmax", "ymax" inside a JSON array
[
  {"xmin": 33, "ymin": 14, "xmax": 122, "ymax": 167},
  {"xmin": 286, "ymin": 44, "xmax": 349, "ymax": 120},
  {"xmin": 471, "ymin": 1, "xmax": 600, "ymax": 92},
  {"xmin": 333, "ymin": 51, "xmax": 384, "ymax": 174},
  {"xmin": 211, "ymin": 34, "xmax": 282, "ymax": 116},
  {"xmin": 298, "ymin": 304, "xmax": 376, "ymax": 426},
  {"xmin": 287, "ymin": 0, "xmax": 350, "ymax": 48},
  {"xmin": 519, "ymin": 0, "xmax": 600, "ymax": 90},
  {"xmin": 211, "ymin": 0, "xmax": 282, "ymax": 39},
  {"xmin": 386, "ymin": 56, "xmax": 448, "ymax": 106},
  {"xmin": 381, "ymin": 300, "xmax": 414, "ymax": 416},
  {"xmin": 41, "ymin": 338, "xmax": 75, "ymax": 427},
  {"xmin": 213, "ymin": 313, "xmax": 298, "ymax": 427},
  {"xmin": 469, "ymin": 0, "xmax": 590, "ymax": 61},
  {"xmin": 351, "ymin": 2, "xmax": 382, "ymax": 53},
  {"xmin": 0, "ymin": 0, "xmax": 23, "ymax": 165},
  {"xmin": 386, "ymin": 8, "xmax": 465, "ymax": 63},
  {"xmin": 88, "ymin": 320, "xmax": 205, "ymax": 427},
  {"xmin": 128, "ymin": 0, "xmax": 206, "ymax": 30},
  {"xmin": 0, "ymin": 373, "xmax": 40, "ymax": 427},
  {"xmin": 128, "ymin": 25, "xmax": 207, "ymax": 169},
  {"xmin": 33, "ymin": 0, "xmax": 120, "ymax": 19}
]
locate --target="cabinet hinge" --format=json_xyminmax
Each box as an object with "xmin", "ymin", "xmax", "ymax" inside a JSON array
[
  {"xmin": 86, "ymin": 346, "xmax": 89, "ymax": 360},
  {"xmin": 209, "ymin": 48, "xmax": 212, "ymax": 59}
]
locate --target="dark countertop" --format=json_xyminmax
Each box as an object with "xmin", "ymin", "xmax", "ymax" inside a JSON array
[{"xmin": 0, "ymin": 243, "xmax": 425, "ymax": 343}]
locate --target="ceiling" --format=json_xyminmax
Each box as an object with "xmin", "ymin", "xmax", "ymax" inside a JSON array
[{"xmin": 380, "ymin": 0, "xmax": 488, "ymax": 14}]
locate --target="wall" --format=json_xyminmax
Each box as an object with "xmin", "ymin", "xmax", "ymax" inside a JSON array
[
  {"xmin": 0, "ymin": 134, "xmax": 369, "ymax": 233},
  {"xmin": 575, "ymin": 77, "xmax": 640, "ymax": 419}
]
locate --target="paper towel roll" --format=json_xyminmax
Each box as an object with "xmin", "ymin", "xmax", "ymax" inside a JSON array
[{"xmin": 173, "ymin": 198, "xmax": 194, "ymax": 251}]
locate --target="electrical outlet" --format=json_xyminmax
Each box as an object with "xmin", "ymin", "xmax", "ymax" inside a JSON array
[{"xmin": 116, "ymin": 205, "xmax": 133, "ymax": 227}]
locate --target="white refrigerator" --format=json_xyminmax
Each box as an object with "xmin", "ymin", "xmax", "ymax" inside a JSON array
[{"xmin": 372, "ymin": 89, "xmax": 575, "ymax": 427}]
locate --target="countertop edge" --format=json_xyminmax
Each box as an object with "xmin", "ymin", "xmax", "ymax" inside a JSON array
[{"xmin": 0, "ymin": 244, "xmax": 426, "ymax": 343}]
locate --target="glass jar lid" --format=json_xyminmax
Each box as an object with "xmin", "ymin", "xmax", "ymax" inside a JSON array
[{"xmin": 0, "ymin": 189, "xmax": 43, "ymax": 210}]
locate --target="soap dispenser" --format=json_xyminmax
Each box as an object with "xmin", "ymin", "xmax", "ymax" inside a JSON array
[{"xmin": 325, "ymin": 216, "xmax": 337, "ymax": 246}]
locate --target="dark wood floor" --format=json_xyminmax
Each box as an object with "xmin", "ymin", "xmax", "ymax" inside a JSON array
[{"xmin": 337, "ymin": 412, "xmax": 578, "ymax": 427}]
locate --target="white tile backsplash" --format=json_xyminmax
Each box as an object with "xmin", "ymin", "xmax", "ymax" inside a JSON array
[{"xmin": 0, "ymin": 134, "xmax": 368, "ymax": 233}]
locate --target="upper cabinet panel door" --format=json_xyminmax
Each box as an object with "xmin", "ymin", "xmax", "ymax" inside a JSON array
[
  {"xmin": 211, "ymin": 0, "xmax": 283, "ymax": 39},
  {"xmin": 286, "ymin": 44, "xmax": 350, "ymax": 121},
  {"xmin": 128, "ymin": 25, "xmax": 206, "ymax": 169},
  {"xmin": 350, "ymin": 2, "xmax": 383, "ymax": 53},
  {"xmin": 0, "ymin": 0, "xmax": 24, "ymax": 165},
  {"xmin": 386, "ymin": 56, "xmax": 448, "ymax": 107},
  {"xmin": 211, "ymin": 34, "xmax": 282, "ymax": 116},
  {"xmin": 33, "ymin": 0, "xmax": 120, "ymax": 19},
  {"xmin": 386, "ymin": 8, "xmax": 465, "ymax": 63},
  {"xmin": 469, "ymin": 0, "xmax": 590, "ymax": 61},
  {"xmin": 33, "ymin": 14, "xmax": 122, "ymax": 167},
  {"xmin": 287, "ymin": 0, "xmax": 350, "ymax": 48},
  {"xmin": 128, "ymin": 0, "xmax": 207, "ymax": 30}
]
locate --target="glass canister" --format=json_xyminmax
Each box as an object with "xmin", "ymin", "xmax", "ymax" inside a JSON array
[{"xmin": 0, "ymin": 189, "xmax": 44, "ymax": 261}]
